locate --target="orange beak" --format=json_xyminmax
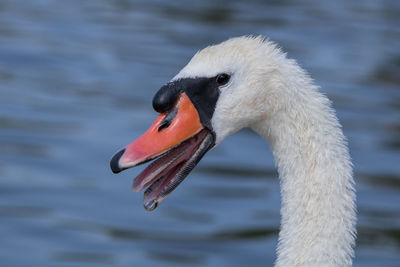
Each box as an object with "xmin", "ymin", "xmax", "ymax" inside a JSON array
[{"xmin": 110, "ymin": 93, "xmax": 203, "ymax": 173}]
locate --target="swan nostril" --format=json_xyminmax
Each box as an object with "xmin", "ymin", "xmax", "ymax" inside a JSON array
[
  {"xmin": 158, "ymin": 120, "xmax": 170, "ymax": 131},
  {"xmin": 158, "ymin": 108, "xmax": 178, "ymax": 132}
]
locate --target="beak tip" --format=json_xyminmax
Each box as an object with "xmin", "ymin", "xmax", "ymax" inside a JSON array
[{"xmin": 110, "ymin": 148, "xmax": 126, "ymax": 174}]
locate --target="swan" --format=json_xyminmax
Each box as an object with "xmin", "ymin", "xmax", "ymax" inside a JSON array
[{"xmin": 110, "ymin": 36, "xmax": 356, "ymax": 267}]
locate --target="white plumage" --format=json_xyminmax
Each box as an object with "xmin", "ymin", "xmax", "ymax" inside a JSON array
[{"xmin": 174, "ymin": 36, "xmax": 356, "ymax": 267}]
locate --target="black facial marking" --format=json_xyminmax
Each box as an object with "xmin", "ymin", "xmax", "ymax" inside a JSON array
[
  {"xmin": 158, "ymin": 108, "xmax": 178, "ymax": 131},
  {"xmin": 180, "ymin": 77, "xmax": 219, "ymax": 130},
  {"xmin": 152, "ymin": 75, "xmax": 223, "ymax": 130}
]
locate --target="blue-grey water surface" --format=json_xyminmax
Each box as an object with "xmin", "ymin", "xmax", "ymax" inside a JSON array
[{"xmin": 1, "ymin": 0, "xmax": 400, "ymax": 266}]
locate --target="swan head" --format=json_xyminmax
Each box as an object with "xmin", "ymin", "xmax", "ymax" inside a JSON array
[
  {"xmin": 175, "ymin": 36, "xmax": 285, "ymax": 144},
  {"xmin": 110, "ymin": 36, "xmax": 286, "ymax": 210}
]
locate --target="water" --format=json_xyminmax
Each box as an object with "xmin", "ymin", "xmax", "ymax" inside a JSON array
[{"xmin": 0, "ymin": 0, "xmax": 399, "ymax": 266}]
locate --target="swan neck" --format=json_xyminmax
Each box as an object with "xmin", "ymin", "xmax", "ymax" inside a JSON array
[{"xmin": 252, "ymin": 86, "xmax": 356, "ymax": 266}]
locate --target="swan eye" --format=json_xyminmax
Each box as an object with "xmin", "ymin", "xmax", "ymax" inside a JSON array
[{"xmin": 216, "ymin": 73, "xmax": 230, "ymax": 86}]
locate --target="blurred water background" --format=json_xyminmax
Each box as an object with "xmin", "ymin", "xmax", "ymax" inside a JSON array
[{"xmin": 0, "ymin": 0, "xmax": 399, "ymax": 266}]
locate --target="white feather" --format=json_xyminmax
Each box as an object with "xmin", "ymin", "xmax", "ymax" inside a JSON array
[{"xmin": 175, "ymin": 36, "xmax": 356, "ymax": 267}]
